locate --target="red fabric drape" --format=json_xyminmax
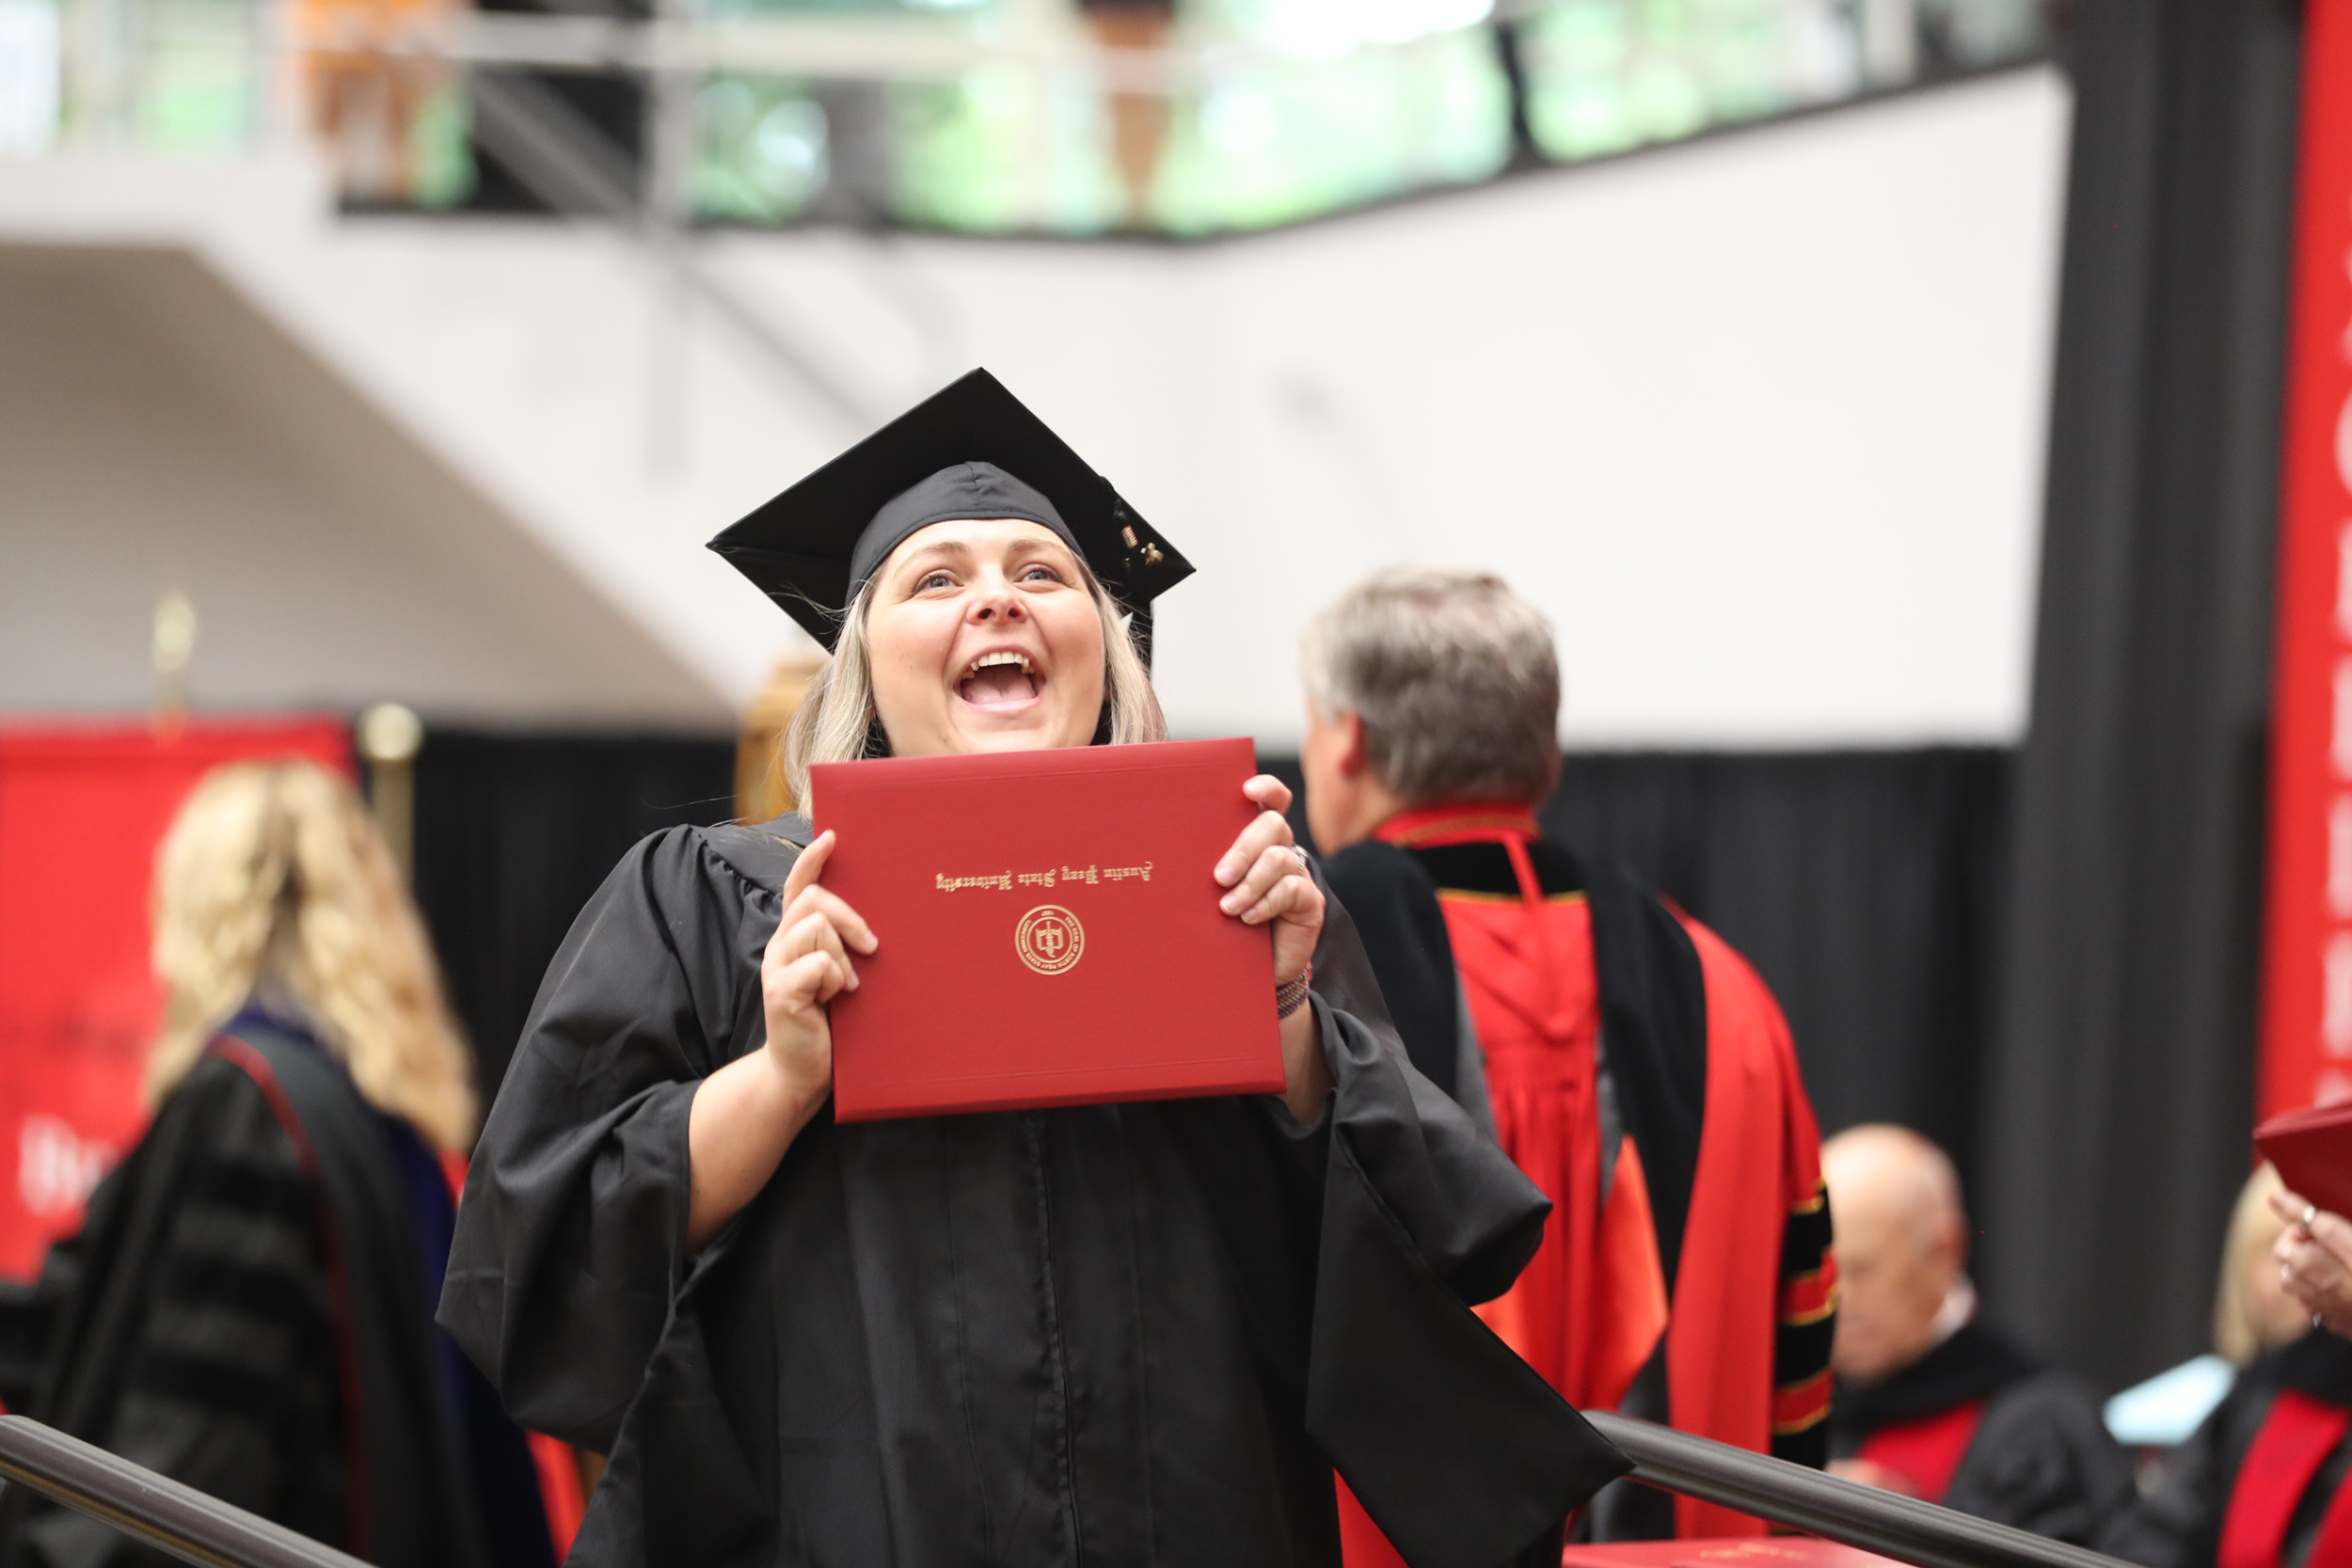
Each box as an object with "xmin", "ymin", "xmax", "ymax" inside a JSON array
[
  {"xmin": 2258, "ymin": 0, "xmax": 2352, "ymax": 1118},
  {"xmin": 2218, "ymin": 1389, "xmax": 2352, "ymax": 1568},
  {"xmin": 1665, "ymin": 921, "xmax": 1822, "ymax": 1538},
  {"xmin": 0, "ymin": 719, "xmax": 349, "ymax": 1277}
]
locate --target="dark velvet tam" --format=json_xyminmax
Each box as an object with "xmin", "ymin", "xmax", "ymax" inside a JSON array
[{"xmin": 707, "ymin": 368, "xmax": 1194, "ymax": 651}]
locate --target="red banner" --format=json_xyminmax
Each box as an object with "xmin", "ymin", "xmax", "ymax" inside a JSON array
[
  {"xmin": 0, "ymin": 719, "xmax": 350, "ymax": 1276},
  {"xmin": 2264, "ymin": 0, "xmax": 2352, "ymax": 1120}
]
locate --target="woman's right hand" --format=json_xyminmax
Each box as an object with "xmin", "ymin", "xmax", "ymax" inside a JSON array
[
  {"xmin": 688, "ymin": 830, "xmax": 877, "ymax": 1252},
  {"xmin": 758, "ymin": 830, "xmax": 877, "ymax": 1103}
]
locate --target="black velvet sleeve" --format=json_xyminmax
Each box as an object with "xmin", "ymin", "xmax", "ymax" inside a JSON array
[
  {"xmin": 16, "ymin": 1062, "xmax": 342, "ymax": 1568},
  {"xmin": 1769, "ymin": 1181, "xmax": 1835, "ymax": 1469}
]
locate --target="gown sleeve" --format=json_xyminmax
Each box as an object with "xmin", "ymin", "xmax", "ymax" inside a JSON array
[
  {"xmin": 437, "ymin": 828, "xmax": 775, "ymax": 1452},
  {"xmin": 1273, "ymin": 869, "xmax": 1630, "ymax": 1568},
  {"xmin": 1947, "ymin": 1374, "xmax": 2137, "ymax": 1546}
]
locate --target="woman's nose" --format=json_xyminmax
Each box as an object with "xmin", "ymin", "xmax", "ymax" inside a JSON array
[{"xmin": 972, "ymin": 585, "xmax": 1026, "ymax": 623}]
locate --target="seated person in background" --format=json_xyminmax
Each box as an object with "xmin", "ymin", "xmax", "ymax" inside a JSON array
[
  {"xmin": 1299, "ymin": 567, "xmax": 1834, "ymax": 1545},
  {"xmin": 2104, "ymin": 1164, "xmax": 2314, "ymax": 1454},
  {"xmin": 2276, "ymin": 1185, "xmax": 2352, "ymax": 1340},
  {"xmin": 1825, "ymin": 1124, "xmax": 2132, "ymax": 1544},
  {"xmin": 2103, "ymin": 1180, "xmax": 2352, "ymax": 1568},
  {"xmin": 2227, "ymin": 1165, "xmax": 2319, "ymax": 1361}
]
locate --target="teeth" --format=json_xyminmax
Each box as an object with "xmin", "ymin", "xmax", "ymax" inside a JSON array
[{"xmin": 967, "ymin": 651, "xmax": 1033, "ymax": 677}]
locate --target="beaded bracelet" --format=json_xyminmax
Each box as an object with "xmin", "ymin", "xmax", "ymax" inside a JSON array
[{"xmin": 1275, "ymin": 967, "xmax": 1314, "ymax": 1020}]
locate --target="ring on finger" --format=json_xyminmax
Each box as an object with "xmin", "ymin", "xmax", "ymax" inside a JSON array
[{"xmin": 2307, "ymin": 1204, "xmax": 2322, "ymax": 1231}]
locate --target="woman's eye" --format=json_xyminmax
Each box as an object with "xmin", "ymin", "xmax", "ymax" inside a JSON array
[
  {"xmin": 1020, "ymin": 565, "xmax": 1064, "ymax": 584},
  {"xmin": 917, "ymin": 572, "xmax": 956, "ymax": 591}
]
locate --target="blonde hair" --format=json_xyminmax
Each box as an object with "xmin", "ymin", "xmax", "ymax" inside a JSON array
[
  {"xmin": 148, "ymin": 759, "xmax": 476, "ymax": 1152},
  {"xmin": 2215, "ymin": 1162, "xmax": 2290, "ymax": 1365},
  {"xmin": 778, "ymin": 555, "xmax": 1165, "ymax": 808}
]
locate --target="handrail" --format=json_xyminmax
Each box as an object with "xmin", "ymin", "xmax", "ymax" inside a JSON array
[
  {"xmin": 1588, "ymin": 1413, "xmax": 2139, "ymax": 1568},
  {"xmin": 0, "ymin": 1416, "xmax": 362, "ymax": 1568},
  {"xmin": 0, "ymin": 1405, "xmax": 2147, "ymax": 1568}
]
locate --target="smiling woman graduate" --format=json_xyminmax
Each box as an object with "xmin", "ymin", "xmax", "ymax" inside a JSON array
[{"xmin": 437, "ymin": 371, "xmax": 1625, "ymax": 1568}]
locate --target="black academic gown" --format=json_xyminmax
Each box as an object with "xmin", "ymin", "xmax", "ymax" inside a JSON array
[
  {"xmin": 2104, "ymin": 1332, "xmax": 2352, "ymax": 1568},
  {"xmin": 438, "ymin": 816, "xmax": 1626, "ymax": 1568},
  {"xmin": 1833, "ymin": 1321, "xmax": 2133, "ymax": 1547},
  {"xmin": 0, "ymin": 1019, "xmax": 520, "ymax": 1568}
]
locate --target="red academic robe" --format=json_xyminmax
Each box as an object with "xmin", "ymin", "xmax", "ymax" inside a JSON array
[{"xmin": 1327, "ymin": 805, "xmax": 1835, "ymax": 1558}]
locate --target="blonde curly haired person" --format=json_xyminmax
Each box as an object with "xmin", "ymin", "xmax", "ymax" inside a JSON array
[
  {"xmin": 0, "ymin": 759, "xmax": 561, "ymax": 1568},
  {"xmin": 146, "ymin": 760, "xmax": 474, "ymax": 1149}
]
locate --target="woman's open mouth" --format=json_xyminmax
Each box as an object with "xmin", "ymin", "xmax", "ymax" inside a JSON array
[{"xmin": 956, "ymin": 649, "xmax": 1043, "ymax": 713}]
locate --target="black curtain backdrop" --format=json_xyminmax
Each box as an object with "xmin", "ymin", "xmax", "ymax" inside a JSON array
[
  {"xmin": 408, "ymin": 730, "xmax": 737, "ymax": 1109},
  {"xmin": 1981, "ymin": 0, "xmax": 2300, "ymax": 1392},
  {"xmin": 1271, "ymin": 748, "xmax": 2012, "ymax": 1196},
  {"xmin": 1539, "ymin": 751, "xmax": 2010, "ymax": 1187}
]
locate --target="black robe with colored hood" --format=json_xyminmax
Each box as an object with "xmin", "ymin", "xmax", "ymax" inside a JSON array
[
  {"xmin": 2103, "ymin": 1332, "xmax": 2352, "ymax": 1568},
  {"xmin": 1833, "ymin": 1320, "xmax": 2133, "ymax": 1546},
  {"xmin": 0, "ymin": 1017, "xmax": 544, "ymax": 1568}
]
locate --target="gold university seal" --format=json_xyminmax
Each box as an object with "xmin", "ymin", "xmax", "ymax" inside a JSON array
[{"xmin": 1015, "ymin": 905, "xmax": 1085, "ymax": 975}]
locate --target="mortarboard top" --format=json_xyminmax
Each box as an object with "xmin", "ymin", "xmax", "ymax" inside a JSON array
[{"xmin": 707, "ymin": 369, "xmax": 1194, "ymax": 655}]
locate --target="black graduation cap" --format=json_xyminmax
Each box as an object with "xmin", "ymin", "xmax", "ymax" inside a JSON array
[{"xmin": 707, "ymin": 369, "xmax": 1194, "ymax": 662}]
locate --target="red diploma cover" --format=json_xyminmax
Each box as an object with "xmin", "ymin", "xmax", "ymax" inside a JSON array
[
  {"xmin": 809, "ymin": 738, "xmax": 1285, "ymax": 1122},
  {"xmin": 2256, "ymin": 1100, "xmax": 2352, "ymax": 1219}
]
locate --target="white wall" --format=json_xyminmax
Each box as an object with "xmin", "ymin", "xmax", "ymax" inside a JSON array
[
  {"xmin": 918, "ymin": 67, "xmax": 2071, "ymax": 749},
  {"xmin": 0, "ymin": 64, "xmax": 2069, "ymax": 747},
  {"xmin": 0, "ymin": 244, "xmax": 731, "ymax": 724}
]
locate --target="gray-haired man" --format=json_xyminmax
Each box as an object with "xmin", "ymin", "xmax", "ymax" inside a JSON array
[{"xmin": 1300, "ymin": 568, "xmax": 1834, "ymax": 1546}]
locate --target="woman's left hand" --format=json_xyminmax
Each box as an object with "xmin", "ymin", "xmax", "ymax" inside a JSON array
[
  {"xmin": 2271, "ymin": 1188, "xmax": 2352, "ymax": 1338},
  {"xmin": 1215, "ymin": 775, "xmax": 1332, "ymax": 1121},
  {"xmin": 1215, "ymin": 775, "xmax": 1325, "ymax": 985}
]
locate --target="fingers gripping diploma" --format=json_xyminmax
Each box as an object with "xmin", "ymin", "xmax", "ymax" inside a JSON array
[
  {"xmin": 1214, "ymin": 775, "xmax": 1330, "ymax": 1123},
  {"xmin": 2271, "ymin": 1187, "xmax": 2352, "ymax": 1338},
  {"xmin": 687, "ymin": 831, "xmax": 878, "ymax": 1251}
]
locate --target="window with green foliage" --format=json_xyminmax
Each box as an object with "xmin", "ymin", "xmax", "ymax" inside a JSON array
[
  {"xmin": 694, "ymin": 0, "xmax": 2051, "ymax": 234},
  {"xmin": 8, "ymin": 0, "xmax": 2051, "ymax": 231}
]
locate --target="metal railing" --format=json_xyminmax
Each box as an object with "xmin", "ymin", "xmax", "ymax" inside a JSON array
[
  {"xmin": 0, "ymin": 1417, "xmax": 359, "ymax": 1568},
  {"xmin": 0, "ymin": 1407, "xmax": 2141, "ymax": 1568},
  {"xmin": 1591, "ymin": 1413, "xmax": 2137, "ymax": 1568}
]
